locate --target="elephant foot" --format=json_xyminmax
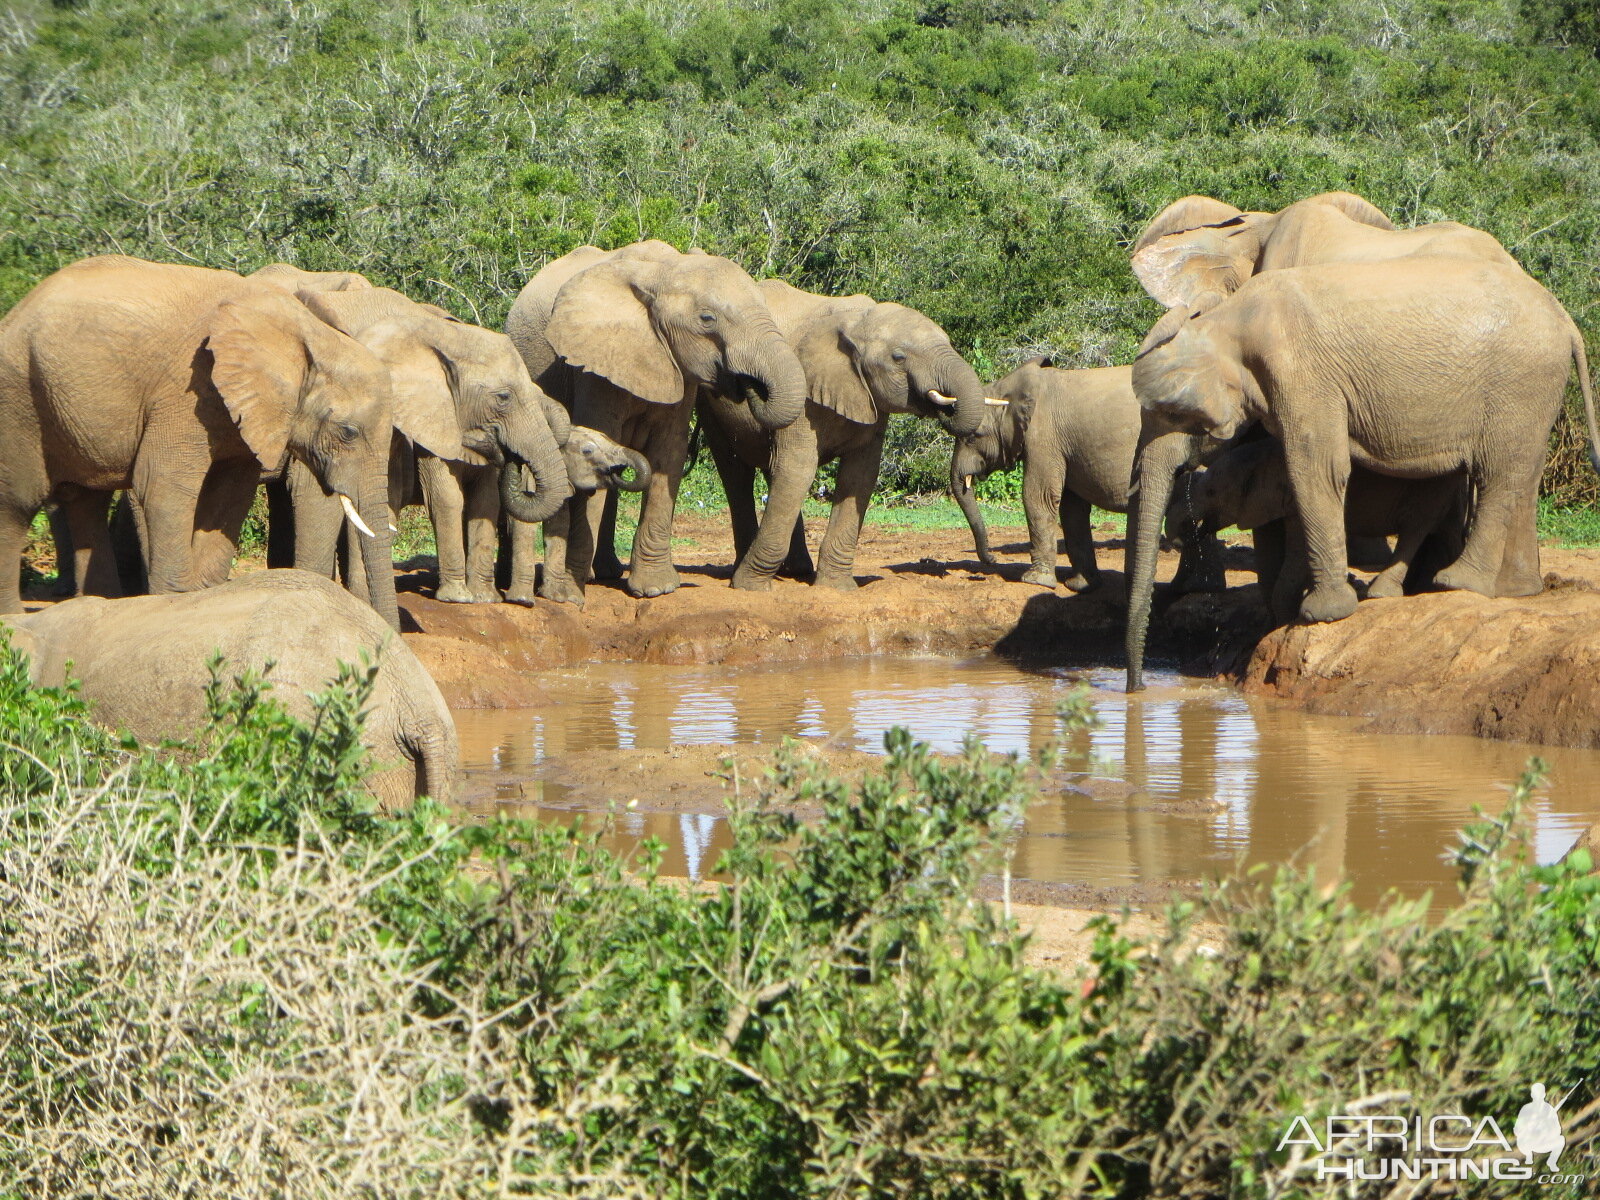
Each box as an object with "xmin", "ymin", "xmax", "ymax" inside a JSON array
[
  {"xmin": 1363, "ymin": 570, "xmax": 1406, "ymax": 601},
  {"xmin": 537, "ymin": 575, "xmax": 586, "ymax": 608},
  {"xmin": 470, "ymin": 584, "xmax": 504, "ymax": 604},
  {"xmin": 1433, "ymin": 561, "xmax": 1498, "ymax": 597},
  {"xmin": 730, "ymin": 565, "xmax": 774, "ymax": 592},
  {"xmin": 778, "ymin": 556, "xmax": 815, "ymax": 580},
  {"xmin": 435, "ymin": 580, "xmax": 475, "ymax": 604},
  {"xmin": 1063, "ymin": 573, "xmax": 1101, "ymax": 594},
  {"xmin": 976, "ymin": 552, "xmax": 999, "ymax": 568},
  {"xmin": 592, "ymin": 553, "xmax": 626, "ymax": 581},
  {"xmin": 1298, "ymin": 581, "xmax": 1359, "ymax": 624},
  {"xmin": 1020, "ymin": 566, "xmax": 1058, "ymax": 588},
  {"xmin": 814, "ymin": 571, "xmax": 859, "ymax": 591},
  {"xmin": 628, "ymin": 563, "xmax": 680, "ymax": 598}
]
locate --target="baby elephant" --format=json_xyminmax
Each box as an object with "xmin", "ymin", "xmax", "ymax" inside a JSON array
[
  {"xmin": 1165, "ymin": 438, "xmax": 1467, "ymax": 620},
  {"xmin": 4, "ymin": 570, "xmax": 458, "ymax": 807}
]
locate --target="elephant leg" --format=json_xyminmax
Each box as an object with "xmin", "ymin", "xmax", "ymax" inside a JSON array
[
  {"xmin": 1278, "ymin": 416, "xmax": 1356, "ymax": 623},
  {"xmin": 1059, "ymin": 490, "xmax": 1101, "ymax": 593},
  {"xmin": 592, "ymin": 489, "xmax": 625, "ymax": 581},
  {"xmin": 461, "ymin": 465, "xmax": 503, "ymax": 603},
  {"xmin": 46, "ymin": 503, "xmax": 76, "ymax": 596},
  {"xmin": 1436, "ymin": 451, "xmax": 1534, "ymax": 598},
  {"xmin": 625, "ymin": 414, "xmax": 690, "ymax": 599},
  {"xmin": 0, "ymin": 504, "xmax": 30, "ymax": 614},
  {"xmin": 57, "ymin": 485, "xmax": 118, "ymax": 597},
  {"xmin": 134, "ymin": 455, "xmax": 206, "ymax": 594},
  {"xmin": 115, "ymin": 491, "xmax": 150, "ymax": 594},
  {"xmin": 813, "ymin": 438, "xmax": 883, "ymax": 591},
  {"xmin": 1267, "ymin": 518, "xmax": 1310, "ymax": 625},
  {"xmin": 1020, "ymin": 460, "xmax": 1063, "ymax": 588},
  {"xmin": 537, "ymin": 496, "xmax": 587, "ymax": 607},
  {"xmin": 192, "ymin": 463, "xmax": 259, "ymax": 588},
  {"xmin": 1493, "ymin": 487, "xmax": 1543, "ymax": 597},
  {"xmin": 783, "ymin": 511, "xmax": 813, "ymax": 579},
  {"xmin": 504, "ymin": 513, "xmax": 540, "ymax": 605},
  {"xmin": 704, "ymin": 413, "xmax": 761, "ymax": 561},
  {"xmin": 418, "ymin": 454, "xmax": 473, "ymax": 604},
  {"xmin": 1252, "ymin": 519, "xmax": 1288, "ymax": 618},
  {"xmin": 733, "ymin": 423, "xmax": 820, "ymax": 591}
]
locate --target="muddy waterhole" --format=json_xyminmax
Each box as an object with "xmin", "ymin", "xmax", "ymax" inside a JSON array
[{"xmin": 453, "ymin": 656, "xmax": 1600, "ymax": 910}]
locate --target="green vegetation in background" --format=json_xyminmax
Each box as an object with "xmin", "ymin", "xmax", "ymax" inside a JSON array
[
  {"xmin": 2, "ymin": 0, "xmax": 1599, "ymax": 505},
  {"xmin": 2, "ymin": 634, "xmax": 1597, "ymax": 1194}
]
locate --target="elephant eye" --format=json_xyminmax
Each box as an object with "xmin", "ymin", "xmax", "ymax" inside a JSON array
[
  {"xmin": 699, "ymin": 311, "xmax": 717, "ymax": 326},
  {"xmin": 890, "ymin": 350, "xmax": 907, "ymax": 364},
  {"xmin": 337, "ymin": 423, "xmax": 360, "ymax": 443}
]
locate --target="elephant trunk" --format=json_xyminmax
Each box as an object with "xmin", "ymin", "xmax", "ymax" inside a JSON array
[
  {"xmin": 1124, "ymin": 431, "xmax": 1193, "ymax": 693},
  {"xmin": 356, "ymin": 468, "xmax": 399, "ymax": 633},
  {"xmin": 726, "ymin": 334, "xmax": 808, "ymax": 432},
  {"xmin": 537, "ymin": 390, "xmax": 573, "ymax": 448},
  {"xmin": 950, "ymin": 447, "xmax": 994, "ymax": 565},
  {"xmin": 608, "ymin": 447, "xmax": 652, "ymax": 494},
  {"xmin": 498, "ymin": 398, "xmax": 574, "ymax": 524},
  {"xmin": 922, "ymin": 350, "xmax": 987, "ymax": 438}
]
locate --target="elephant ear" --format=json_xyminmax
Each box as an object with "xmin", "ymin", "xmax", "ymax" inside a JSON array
[
  {"xmin": 1304, "ymin": 190, "xmax": 1395, "ymax": 230},
  {"xmin": 362, "ymin": 320, "xmax": 467, "ymax": 462},
  {"xmin": 1136, "ymin": 306, "xmax": 1196, "ymax": 359},
  {"xmin": 1131, "ymin": 219, "xmax": 1264, "ymax": 313},
  {"xmin": 544, "ymin": 261, "xmax": 684, "ymax": 405},
  {"xmin": 1132, "ymin": 195, "xmax": 1245, "ymax": 255},
  {"xmin": 207, "ymin": 292, "xmax": 315, "ymax": 472},
  {"xmin": 796, "ymin": 302, "xmax": 878, "ymax": 425}
]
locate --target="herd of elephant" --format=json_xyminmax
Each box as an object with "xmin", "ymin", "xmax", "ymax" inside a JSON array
[{"xmin": 2, "ymin": 188, "xmax": 1596, "ymax": 710}]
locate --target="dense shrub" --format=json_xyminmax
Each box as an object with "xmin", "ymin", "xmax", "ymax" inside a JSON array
[
  {"xmin": 1, "ymin": 1, "xmax": 1598, "ymax": 502},
  {"xmin": 2, "ymin": 635, "xmax": 1598, "ymax": 1196}
]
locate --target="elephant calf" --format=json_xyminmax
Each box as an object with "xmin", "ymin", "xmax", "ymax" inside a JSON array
[{"xmin": 4, "ymin": 570, "xmax": 458, "ymax": 807}]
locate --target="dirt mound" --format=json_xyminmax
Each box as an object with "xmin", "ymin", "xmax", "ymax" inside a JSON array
[{"xmin": 1240, "ymin": 574, "xmax": 1600, "ymax": 748}]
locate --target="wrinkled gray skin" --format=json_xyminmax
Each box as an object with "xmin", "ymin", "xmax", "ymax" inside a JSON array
[
  {"xmin": 701, "ymin": 280, "xmax": 987, "ymax": 590},
  {"xmin": 278, "ymin": 288, "xmax": 573, "ymax": 604},
  {"xmin": 1127, "ymin": 258, "xmax": 1594, "ymax": 694},
  {"xmin": 249, "ymin": 262, "xmax": 374, "ymax": 294},
  {"xmin": 4, "ymin": 571, "xmax": 458, "ymax": 806},
  {"xmin": 951, "ymin": 358, "xmax": 1225, "ymax": 592},
  {"xmin": 0, "ymin": 257, "xmax": 399, "ymax": 628},
  {"xmin": 1165, "ymin": 437, "xmax": 1468, "ymax": 622},
  {"xmin": 506, "ymin": 241, "xmax": 809, "ymax": 605},
  {"xmin": 1122, "ymin": 191, "xmax": 1551, "ymax": 691}
]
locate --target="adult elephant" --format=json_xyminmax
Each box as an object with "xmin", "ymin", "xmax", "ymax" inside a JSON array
[
  {"xmin": 951, "ymin": 358, "xmax": 1222, "ymax": 594},
  {"xmin": 0, "ymin": 256, "xmax": 399, "ymax": 628},
  {"xmin": 700, "ymin": 280, "xmax": 987, "ymax": 590},
  {"xmin": 5, "ymin": 570, "xmax": 457, "ymax": 806},
  {"xmin": 1125, "ymin": 258, "xmax": 1595, "ymax": 690},
  {"xmin": 1164, "ymin": 437, "xmax": 1467, "ymax": 620},
  {"xmin": 1123, "ymin": 192, "xmax": 1539, "ymax": 690},
  {"xmin": 506, "ymin": 240, "xmax": 808, "ymax": 605},
  {"xmin": 277, "ymin": 287, "xmax": 573, "ymax": 604}
]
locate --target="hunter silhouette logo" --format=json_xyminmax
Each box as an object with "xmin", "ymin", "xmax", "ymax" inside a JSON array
[{"xmin": 1514, "ymin": 1084, "xmax": 1566, "ymax": 1172}]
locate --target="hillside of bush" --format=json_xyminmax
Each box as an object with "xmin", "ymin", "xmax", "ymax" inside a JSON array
[{"xmin": 4, "ymin": 0, "xmax": 1599, "ymax": 498}]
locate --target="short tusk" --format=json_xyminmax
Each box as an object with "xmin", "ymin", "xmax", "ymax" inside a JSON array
[
  {"xmin": 927, "ymin": 390, "xmax": 959, "ymax": 407},
  {"xmin": 339, "ymin": 493, "xmax": 376, "ymax": 539},
  {"xmin": 963, "ymin": 475, "xmax": 974, "ymax": 490},
  {"xmin": 984, "ymin": 397, "xmax": 1010, "ymax": 407},
  {"xmin": 388, "ymin": 521, "xmax": 399, "ymax": 533}
]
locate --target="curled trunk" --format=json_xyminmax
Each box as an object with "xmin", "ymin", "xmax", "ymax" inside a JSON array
[
  {"xmin": 498, "ymin": 399, "xmax": 573, "ymax": 524},
  {"xmin": 1124, "ymin": 432, "xmax": 1195, "ymax": 692},
  {"xmin": 727, "ymin": 333, "xmax": 808, "ymax": 431},
  {"xmin": 929, "ymin": 351, "xmax": 987, "ymax": 438},
  {"xmin": 609, "ymin": 448, "xmax": 652, "ymax": 493}
]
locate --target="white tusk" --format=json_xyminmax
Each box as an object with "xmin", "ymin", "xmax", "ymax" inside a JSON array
[
  {"xmin": 984, "ymin": 397, "xmax": 1010, "ymax": 407},
  {"xmin": 388, "ymin": 521, "xmax": 399, "ymax": 533},
  {"xmin": 927, "ymin": 390, "xmax": 959, "ymax": 407},
  {"xmin": 339, "ymin": 493, "xmax": 377, "ymax": 539},
  {"xmin": 963, "ymin": 475, "xmax": 974, "ymax": 490}
]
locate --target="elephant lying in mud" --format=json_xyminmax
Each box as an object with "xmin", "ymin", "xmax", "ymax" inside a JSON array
[
  {"xmin": 1164, "ymin": 438, "xmax": 1467, "ymax": 622},
  {"xmin": 700, "ymin": 279, "xmax": 987, "ymax": 590},
  {"xmin": 3, "ymin": 570, "xmax": 457, "ymax": 807},
  {"xmin": 950, "ymin": 358, "xmax": 1224, "ymax": 594}
]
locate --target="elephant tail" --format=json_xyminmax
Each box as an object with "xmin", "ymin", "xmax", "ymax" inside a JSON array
[{"xmin": 1575, "ymin": 328, "xmax": 1600, "ymax": 479}]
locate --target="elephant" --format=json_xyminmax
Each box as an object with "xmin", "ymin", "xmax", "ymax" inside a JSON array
[
  {"xmin": 505, "ymin": 240, "xmax": 808, "ymax": 605},
  {"xmin": 249, "ymin": 262, "xmax": 374, "ymax": 293},
  {"xmin": 0, "ymin": 256, "xmax": 400, "ymax": 628},
  {"xmin": 272, "ymin": 287, "xmax": 574, "ymax": 604},
  {"xmin": 1163, "ymin": 437, "xmax": 1468, "ymax": 621},
  {"xmin": 1130, "ymin": 190, "xmax": 1520, "ymax": 314},
  {"xmin": 699, "ymin": 279, "xmax": 987, "ymax": 591},
  {"xmin": 3, "ymin": 570, "xmax": 457, "ymax": 807},
  {"xmin": 1124, "ymin": 256, "xmax": 1596, "ymax": 691}
]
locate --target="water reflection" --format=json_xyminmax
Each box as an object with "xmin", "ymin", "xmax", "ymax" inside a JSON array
[{"xmin": 453, "ymin": 658, "xmax": 1600, "ymax": 909}]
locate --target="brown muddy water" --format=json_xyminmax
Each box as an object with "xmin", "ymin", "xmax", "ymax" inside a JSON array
[{"xmin": 452, "ymin": 657, "xmax": 1600, "ymax": 910}]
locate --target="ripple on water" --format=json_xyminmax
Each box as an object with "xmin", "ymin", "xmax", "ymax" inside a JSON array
[{"xmin": 452, "ymin": 657, "xmax": 1600, "ymax": 910}]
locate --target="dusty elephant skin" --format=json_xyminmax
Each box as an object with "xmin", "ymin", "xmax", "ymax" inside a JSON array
[{"xmin": 7, "ymin": 570, "xmax": 458, "ymax": 806}]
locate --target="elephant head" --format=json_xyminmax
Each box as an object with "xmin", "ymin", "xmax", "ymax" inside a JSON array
[
  {"xmin": 1123, "ymin": 307, "xmax": 1253, "ymax": 692},
  {"xmin": 209, "ymin": 285, "xmax": 400, "ymax": 629},
  {"xmin": 950, "ymin": 358, "xmax": 1042, "ymax": 562},
  {"xmin": 299, "ymin": 288, "xmax": 573, "ymax": 525},
  {"xmin": 759, "ymin": 279, "xmax": 988, "ymax": 437},
  {"xmin": 1131, "ymin": 192, "xmax": 1395, "ymax": 314},
  {"xmin": 250, "ymin": 262, "xmax": 373, "ymax": 294},
  {"xmin": 540, "ymin": 240, "xmax": 808, "ymax": 431},
  {"xmin": 561, "ymin": 426, "xmax": 652, "ymax": 493}
]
